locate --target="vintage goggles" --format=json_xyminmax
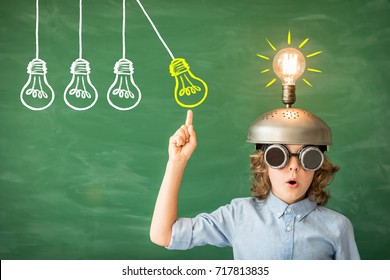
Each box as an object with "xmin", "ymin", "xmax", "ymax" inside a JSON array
[{"xmin": 258, "ymin": 144, "xmax": 324, "ymax": 171}]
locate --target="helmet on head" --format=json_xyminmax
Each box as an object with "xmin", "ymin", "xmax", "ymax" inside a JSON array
[{"xmin": 247, "ymin": 85, "xmax": 332, "ymax": 151}]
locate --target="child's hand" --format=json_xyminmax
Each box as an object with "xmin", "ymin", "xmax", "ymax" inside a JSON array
[{"xmin": 168, "ymin": 110, "xmax": 197, "ymax": 162}]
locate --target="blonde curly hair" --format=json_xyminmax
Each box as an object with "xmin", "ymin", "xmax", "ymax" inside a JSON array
[{"xmin": 250, "ymin": 149, "xmax": 339, "ymax": 206}]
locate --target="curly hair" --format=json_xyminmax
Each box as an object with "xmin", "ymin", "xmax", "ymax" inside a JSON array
[{"xmin": 250, "ymin": 150, "xmax": 339, "ymax": 206}]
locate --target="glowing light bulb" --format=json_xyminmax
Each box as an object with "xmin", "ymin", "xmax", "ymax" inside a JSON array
[
  {"xmin": 107, "ymin": 58, "xmax": 141, "ymax": 110},
  {"xmin": 169, "ymin": 58, "xmax": 208, "ymax": 108},
  {"xmin": 272, "ymin": 47, "xmax": 306, "ymax": 107},
  {"xmin": 273, "ymin": 47, "xmax": 306, "ymax": 85},
  {"xmin": 64, "ymin": 58, "xmax": 98, "ymax": 111},
  {"xmin": 20, "ymin": 58, "xmax": 55, "ymax": 111}
]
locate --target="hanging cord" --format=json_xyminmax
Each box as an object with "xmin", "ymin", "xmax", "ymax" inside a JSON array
[
  {"xmin": 122, "ymin": 0, "xmax": 126, "ymax": 58},
  {"xmin": 135, "ymin": 0, "xmax": 174, "ymax": 59},
  {"xmin": 79, "ymin": 0, "xmax": 83, "ymax": 58},
  {"xmin": 35, "ymin": 0, "xmax": 39, "ymax": 58}
]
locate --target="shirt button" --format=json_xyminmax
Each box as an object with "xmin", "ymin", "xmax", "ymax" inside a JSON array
[
  {"xmin": 287, "ymin": 226, "xmax": 292, "ymax": 232},
  {"xmin": 297, "ymin": 213, "xmax": 302, "ymax": 219},
  {"xmin": 287, "ymin": 207, "xmax": 292, "ymax": 213}
]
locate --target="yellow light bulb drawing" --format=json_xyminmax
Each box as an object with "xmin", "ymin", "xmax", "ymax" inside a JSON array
[
  {"xmin": 169, "ymin": 58, "xmax": 208, "ymax": 108},
  {"xmin": 257, "ymin": 30, "xmax": 322, "ymax": 89},
  {"xmin": 136, "ymin": 0, "xmax": 208, "ymax": 108}
]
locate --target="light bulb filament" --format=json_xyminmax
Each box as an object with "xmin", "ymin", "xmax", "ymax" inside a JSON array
[
  {"xmin": 273, "ymin": 48, "xmax": 306, "ymax": 85},
  {"xmin": 282, "ymin": 53, "xmax": 298, "ymax": 77},
  {"xmin": 111, "ymin": 77, "xmax": 135, "ymax": 99},
  {"xmin": 69, "ymin": 77, "xmax": 92, "ymax": 99},
  {"xmin": 69, "ymin": 88, "xmax": 91, "ymax": 99},
  {"xmin": 113, "ymin": 89, "xmax": 135, "ymax": 98},
  {"xmin": 179, "ymin": 75, "xmax": 201, "ymax": 96},
  {"xmin": 26, "ymin": 88, "xmax": 48, "ymax": 99},
  {"xmin": 26, "ymin": 78, "xmax": 48, "ymax": 98}
]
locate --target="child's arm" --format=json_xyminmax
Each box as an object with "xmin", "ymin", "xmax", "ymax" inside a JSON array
[{"xmin": 150, "ymin": 110, "xmax": 197, "ymax": 247}]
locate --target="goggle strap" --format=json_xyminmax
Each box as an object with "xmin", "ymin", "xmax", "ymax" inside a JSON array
[{"xmin": 256, "ymin": 144, "xmax": 327, "ymax": 153}]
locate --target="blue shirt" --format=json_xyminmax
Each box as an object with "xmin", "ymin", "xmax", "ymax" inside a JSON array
[{"xmin": 167, "ymin": 192, "xmax": 360, "ymax": 259}]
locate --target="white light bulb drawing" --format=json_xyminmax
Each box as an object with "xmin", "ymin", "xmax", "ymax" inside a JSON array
[
  {"xmin": 20, "ymin": 0, "xmax": 55, "ymax": 111},
  {"xmin": 107, "ymin": 0, "xmax": 141, "ymax": 111},
  {"xmin": 64, "ymin": 0, "xmax": 98, "ymax": 111},
  {"xmin": 136, "ymin": 0, "xmax": 208, "ymax": 108},
  {"xmin": 64, "ymin": 58, "xmax": 98, "ymax": 111}
]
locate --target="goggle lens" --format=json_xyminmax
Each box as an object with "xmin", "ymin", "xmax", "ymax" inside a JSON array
[
  {"xmin": 301, "ymin": 148, "xmax": 323, "ymax": 170},
  {"xmin": 265, "ymin": 146, "xmax": 288, "ymax": 168},
  {"xmin": 264, "ymin": 145, "xmax": 324, "ymax": 171}
]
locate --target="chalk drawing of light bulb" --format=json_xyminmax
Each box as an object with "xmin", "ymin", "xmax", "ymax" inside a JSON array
[
  {"xmin": 64, "ymin": 0, "xmax": 98, "ymax": 111},
  {"xmin": 136, "ymin": 0, "xmax": 208, "ymax": 108},
  {"xmin": 107, "ymin": 0, "xmax": 141, "ymax": 111},
  {"xmin": 169, "ymin": 58, "xmax": 208, "ymax": 108},
  {"xmin": 107, "ymin": 58, "xmax": 141, "ymax": 110},
  {"xmin": 21, "ymin": 58, "xmax": 55, "ymax": 111},
  {"xmin": 64, "ymin": 58, "xmax": 98, "ymax": 110},
  {"xmin": 20, "ymin": 0, "xmax": 55, "ymax": 111}
]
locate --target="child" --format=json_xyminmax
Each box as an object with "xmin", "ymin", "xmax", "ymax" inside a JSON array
[{"xmin": 150, "ymin": 110, "xmax": 360, "ymax": 260}]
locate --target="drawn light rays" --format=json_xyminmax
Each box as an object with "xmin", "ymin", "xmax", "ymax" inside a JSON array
[{"xmin": 257, "ymin": 30, "xmax": 322, "ymax": 88}]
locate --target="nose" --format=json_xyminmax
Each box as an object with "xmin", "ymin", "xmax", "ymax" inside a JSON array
[{"xmin": 288, "ymin": 155, "xmax": 300, "ymax": 171}]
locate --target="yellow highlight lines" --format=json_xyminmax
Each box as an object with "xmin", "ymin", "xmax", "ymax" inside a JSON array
[
  {"xmin": 307, "ymin": 68, "xmax": 322, "ymax": 73},
  {"xmin": 303, "ymin": 79, "xmax": 313, "ymax": 87},
  {"xmin": 287, "ymin": 30, "xmax": 291, "ymax": 45},
  {"xmin": 256, "ymin": 54, "xmax": 270, "ymax": 60},
  {"xmin": 266, "ymin": 39, "xmax": 277, "ymax": 51},
  {"xmin": 265, "ymin": 78, "xmax": 277, "ymax": 88},
  {"xmin": 299, "ymin": 38, "xmax": 309, "ymax": 48},
  {"xmin": 306, "ymin": 51, "xmax": 322, "ymax": 58},
  {"xmin": 258, "ymin": 30, "xmax": 323, "ymax": 89}
]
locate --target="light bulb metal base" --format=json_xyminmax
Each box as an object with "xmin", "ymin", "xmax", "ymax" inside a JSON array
[
  {"xmin": 27, "ymin": 58, "xmax": 47, "ymax": 75},
  {"xmin": 170, "ymin": 58, "xmax": 189, "ymax": 76},
  {"xmin": 114, "ymin": 58, "xmax": 134, "ymax": 75},
  {"xmin": 70, "ymin": 58, "xmax": 91, "ymax": 75},
  {"xmin": 282, "ymin": 84, "xmax": 296, "ymax": 108}
]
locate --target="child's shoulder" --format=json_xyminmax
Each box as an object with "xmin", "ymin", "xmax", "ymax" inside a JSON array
[
  {"xmin": 228, "ymin": 197, "xmax": 264, "ymax": 210},
  {"xmin": 315, "ymin": 206, "xmax": 353, "ymax": 226},
  {"xmin": 220, "ymin": 197, "xmax": 263, "ymax": 218},
  {"xmin": 230, "ymin": 197, "xmax": 260, "ymax": 205}
]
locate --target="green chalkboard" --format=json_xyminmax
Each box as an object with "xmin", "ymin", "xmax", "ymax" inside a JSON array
[{"xmin": 0, "ymin": 0, "xmax": 389, "ymax": 260}]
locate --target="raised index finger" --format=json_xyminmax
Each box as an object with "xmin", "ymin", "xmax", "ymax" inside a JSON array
[{"xmin": 185, "ymin": 110, "xmax": 193, "ymax": 126}]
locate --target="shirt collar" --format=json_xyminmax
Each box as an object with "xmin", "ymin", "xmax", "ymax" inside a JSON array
[{"xmin": 265, "ymin": 192, "xmax": 317, "ymax": 221}]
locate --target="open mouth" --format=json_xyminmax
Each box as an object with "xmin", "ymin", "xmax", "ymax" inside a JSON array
[{"xmin": 287, "ymin": 180, "xmax": 299, "ymax": 188}]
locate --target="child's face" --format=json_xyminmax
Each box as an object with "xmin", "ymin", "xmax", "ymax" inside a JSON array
[{"xmin": 268, "ymin": 144, "xmax": 315, "ymax": 204}]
